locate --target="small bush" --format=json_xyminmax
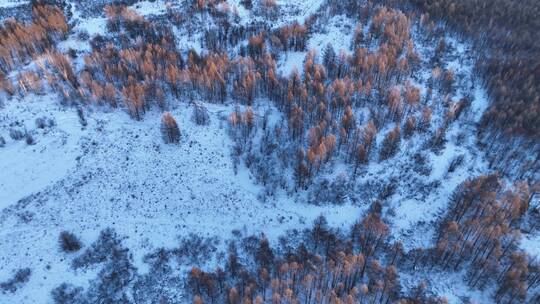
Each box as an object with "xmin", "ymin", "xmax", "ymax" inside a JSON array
[
  {"xmin": 72, "ymin": 228, "xmax": 123, "ymax": 269},
  {"xmin": 429, "ymin": 127, "xmax": 447, "ymax": 152},
  {"xmin": 36, "ymin": 117, "xmax": 47, "ymax": 129},
  {"xmin": 412, "ymin": 152, "xmax": 432, "ymax": 176},
  {"xmin": 51, "ymin": 283, "xmax": 84, "ymax": 304},
  {"xmin": 9, "ymin": 128, "xmax": 24, "ymax": 141},
  {"xmin": 447, "ymin": 154, "xmax": 465, "ymax": 174},
  {"xmin": 240, "ymin": 0, "xmax": 253, "ymax": 9},
  {"xmin": 77, "ymin": 108, "xmax": 87, "ymax": 127},
  {"xmin": 67, "ymin": 48, "xmax": 77, "ymax": 59},
  {"xmin": 90, "ymin": 34, "xmax": 107, "ymax": 51},
  {"xmin": 192, "ymin": 104, "xmax": 210, "ymax": 125},
  {"xmin": 308, "ymin": 173, "xmax": 351, "ymax": 205},
  {"xmin": 378, "ymin": 179, "xmax": 397, "ymax": 201},
  {"xmin": 161, "ymin": 112, "xmax": 181, "ymax": 144},
  {"xmin": 172, "ymin": 234, "xmax": 218, "ymax": 265},
  {"xmin": 36, "ymin": 117, "xmax": 55, "ymax": 129},
  {"xmin": 77, "ymin": 30, "xmax": 90, "ymax": 41},
  {"xmin": 0, "ymin": 136, "xmax": 5, "ymax": 147},
  {"xmin": 0, "ymin": 268, "xmax": 31, "ymax": 293},
  {"xmin": 59, "ymin": 231, "xmax": 82, "ymax": 253},
  {"xmin": 25, "ymin": 133, "xmax": 36, "ymax": 145}
]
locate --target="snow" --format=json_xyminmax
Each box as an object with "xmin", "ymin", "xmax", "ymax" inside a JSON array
[
  {"xmin": 276, "ymin": 14, "xmax": 356, "ymax": 77},
  {"xmin": 175, "ymin": 27, "xmax": 204, "ymax": 54},
  {"xmin": 392, "ymin": 198, "xmax": 433, "ymax": 230},
  {"xmin": 471, "ymin": 85, "xmax": 489, "ymax": 122},
  {"xmin": 520, "ymin": 233, "xmax": 540, "ymax": 259},
  {"xmin": 270, "ymin": 21, "xmax": 495, "ymax": 256},
  {"xmin": 401, "ymin": 270, "xmax": 493, "ymax": 304},
  {"xmin": 0, "ymin": 99, "xmax": 365, "ymax": 303},
  {"xmin": 73, "ymin": 16, "xmax": 108, "ymax": 37},
  {"xmin": 227, "ymin": 0, "xmax": 325, "ymax": 28},
  {"xmin": 58, "ymin": 38, "xmax": 92, "ymax": 53},
  {"xmin": 130, "ymin": 0, "xmax": 168, "ymax": 17},
  {"xmin": 371, "ymin": 29, "xmax": 491, "ymax": 251},
  {"xmin": 0, "ymin": 0, "xmax": 534, "ymax": 302},
  {"xmin": 308, "ymin": 15, "xmax": 355, "ymax": 54},
  {"xmin": 0, "ymin": 0, "xmax": 27, "ymax": 9},
  {"xmin": 277, "ymin": 52, "xmax": 305, "ymax": 76},
  {"xmin": 276, "ymin": 0, "xmax": 325, "ymax": 25},
  {"xmin": 0, "ymin": 95, "xmax": 83, "ymax": 209}
]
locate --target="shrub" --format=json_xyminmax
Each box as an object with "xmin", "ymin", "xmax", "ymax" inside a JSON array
[
  {"xmin": 35, "ymin": 117, "xmax": 47, "ymax": 129},
  {"xmin": 77, "ymin": 30, "xmax": 90, "ymax": 41},
  {"xmin": 35, "ymin": 117, "xmax": 55, "ymax": 129},
  {"xmin": 192, "ymin": 103, "xmax": 210, "ymax": 125},
  {"xmin": 25, "ymin": 133, "xmax": 36, "ymax": 145},
  {"xmin": 59, "ymin": 231, "xmax": 82, "ymax": 253},
  {"xmin": 51, "ymin": 283, "xmax": 84, "ymax": 304},
  {"xmin": 0, "ymin": 136, "xmax": 5, "ymax": 147},
  {"xmin": 77, "ymin": 107, "xmax": 87, "ymax": 127},
  {"xmin": 240, "ymin": 0, "xmax": 253, "ymax": 9},
  {"xmin": 447, "ymin": 154, "xmax": 465, "ymax": 174},
  {"xmin": 378, "ymin": 178, "xmax": 397, "ymax": 201},
  {"xmin": 308, "ymin": 173, "xmax": 352, "ymax": 205},
  {"xmin": 412, "ymin": 152, "xmax": 432, "ymax": 176},
  {"xmin": 9, "ymin": 128, "xmax": 24, "ymax": 141},
  {"xmin": 0, "ymin": 268, "xmax": 31, "ymax": 293},
  {"xmin": 172, "ymin": 234, "xmax": 218, "ymax": 265},
  {"xmin": 429, "ymin": 127, "xmax": 447, "ymax": 152},
  {"xmin": 161, "ymin": 112, "xmax": 181, "ymax": 144},
  {"xmin": 69, "ymin": 229, "xmax": 136, "ymax": 303},
  {"xmin": 72, "ymin": 228, "xmax": 123, "ymax": 269}
]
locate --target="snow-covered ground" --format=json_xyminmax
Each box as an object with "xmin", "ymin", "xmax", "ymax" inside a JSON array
[
  {"xmin": 308, "ymin": 14, "xmax": 355, "ymax": 53},
  {"xmin": 521, "ymin": 233, "xmax": 540, "ymax": 259},
  {"xmin": 0, "ymin": 95, "xmax": 83, "ymax": 208},
  {"xmin": 0, "ymin": 96, "xmax": 365, "ymax": 303},
  {"xmin": 277, "ymin": 52, "xmax": 305, "ymax": 76},
  {"xmin": 0, "ymin": 0, "xmax": 27, "ymax": 9},
  {"xmin": 227, "ymin": 0, "xmax": 325, "ymax": 28},
  {"xmin": 130, "ymin": 0, "xmax": 168, "ymax": 17}
]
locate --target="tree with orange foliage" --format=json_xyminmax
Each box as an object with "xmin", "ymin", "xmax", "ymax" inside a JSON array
[
  {"xmin": 379, "ymin": 125, "xmax": 400, "ymax": 160},
  {"xmin": 387, "ymin": 86, "xmax": 402, "ymax": 121},
  {"xmin": 122, "ymin": 83, "xmax": 146, "ymax": 120},
  {"xmin": 46, "ymin": 51, "xmax": 78, "ymax": 89},
  {"xmin": 403, "ymin": 116, "xmax": 416, "ymax": 138},
  {"xmin": 289, "ymin": 105, "xmax": 304, "ymax": 140},
  {"xmin": 353, "ymin": 144, "xmax": 368, "ymax": 178},
  {"xmin": 294, "ymin": 148, "xmax": 309, "ymax": 189},
  {"xmin": 340, "ymin": 106, "xmax": 356, "ymax": 144},
  {"xmin": 354, "ymin": 208, "xmax": 389, "ymax": 279},
  {"xmin": 161, "ymin": 112, "xmax": 181, "ymax": 143},
  {"xmin": 260, "ymin": 0, "xmax": 278, "ymax": 19}
]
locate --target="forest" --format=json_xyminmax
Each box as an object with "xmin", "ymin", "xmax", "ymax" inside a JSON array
[{"xmin": 0, "ymin": 0, "xmax": 538, "ymax": 303}]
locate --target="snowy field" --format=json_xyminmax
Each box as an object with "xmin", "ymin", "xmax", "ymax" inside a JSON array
[
  {"xmin": 0, "ymin": 96, "xmax": 365, "ymax": 303},
  {"xmin": 0, "ymin": 0, "xmax": 27, "ymax": 9}
]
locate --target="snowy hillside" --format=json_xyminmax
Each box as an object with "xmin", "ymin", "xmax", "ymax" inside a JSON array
[{"xmin": 0, "ymin": 0, "xmax": 539, "ymax": 303}]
